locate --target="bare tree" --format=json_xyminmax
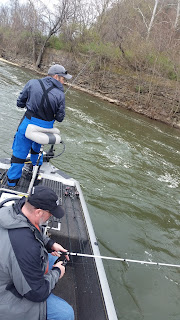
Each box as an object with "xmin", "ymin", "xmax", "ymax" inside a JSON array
[
  {"xmin": 24, "ymin": 0, "xmax": 42, "ymax": 65},
  {"xmin": 174, "ymin": 0, "xmax": 180, "ymax": 28},
  {"xmin": 34, "ymin": 0, "xmax": 76, "ymax": 68},
  {"xmin": 147, "ymin": 0, "xmax": 160, "ymax": 37},
  {"xmin": 0, "ymin": 4, "xmax": 10, "ymax": 28},
  {"xmin": 133, "ymin": 0, "xmax": 165, "ymax": 38}
]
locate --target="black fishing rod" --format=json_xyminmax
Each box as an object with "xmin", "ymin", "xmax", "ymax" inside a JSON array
[{"xmin": 57, "ymin": 251, "xmax": 180, "ymax": 269}]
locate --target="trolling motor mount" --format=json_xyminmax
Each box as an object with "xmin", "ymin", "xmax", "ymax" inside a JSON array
[{"xmin": 43, "ymin": 145, "xmax": 55, "ymax": 162}]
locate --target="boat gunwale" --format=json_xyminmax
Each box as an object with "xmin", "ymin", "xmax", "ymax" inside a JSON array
[
  {"xmin": 74, "ymin": 179, "xmax": 118, "ymax": 320},
  {"xmin": 0, "ymin": 160, "xmax": 118, "ymax": 320}
]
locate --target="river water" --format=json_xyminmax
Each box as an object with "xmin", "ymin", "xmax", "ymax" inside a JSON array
[{"xmin": 0, "ymin": 60, "xmax": 180, "ymax": 320}]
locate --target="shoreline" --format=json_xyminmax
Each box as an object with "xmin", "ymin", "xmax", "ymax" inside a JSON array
[
  {"xmin": 1, "ymin": 57, "xmax": 180, "ymax": 131},
  {"xmin": 0, "ymin": 57, "xmax": 119, "ymax": 105}
]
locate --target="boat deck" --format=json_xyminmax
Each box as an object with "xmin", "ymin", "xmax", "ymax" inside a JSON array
[{"xmin": 0, "ymin": 165, "xmax": 109, "ymax": 320}]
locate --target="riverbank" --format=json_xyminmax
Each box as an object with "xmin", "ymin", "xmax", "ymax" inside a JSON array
[{"xmin": 1, "ymin": 50, "xmax": 180, "ymax": 130}]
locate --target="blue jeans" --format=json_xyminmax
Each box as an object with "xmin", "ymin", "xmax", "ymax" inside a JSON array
[{"xmin": 47, "ymin": 254, "xmax": 74, "ymax": 320}]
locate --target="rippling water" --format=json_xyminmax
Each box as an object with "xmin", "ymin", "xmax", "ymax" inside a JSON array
[{"xmin": 0, "ymin": 60, "xmax": 180, "ymax": 319}]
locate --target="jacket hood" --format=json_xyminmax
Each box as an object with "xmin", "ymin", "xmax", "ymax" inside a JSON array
[
  {"xmin": 44, "ymin": 76, "xmax": 64, "ymax": 92},
  {"xmin": 0, "ymin": 197, "xmax": 29, "ymax": 230}
]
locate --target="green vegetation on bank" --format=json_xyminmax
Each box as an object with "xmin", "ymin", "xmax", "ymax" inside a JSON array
[
  {"xmin": 0, "ymin": 0, "xmax": 180, "ymax": 82},
  {"xmin": 51, "ymin": 35, "xmax": 179, "ymax": 81}
]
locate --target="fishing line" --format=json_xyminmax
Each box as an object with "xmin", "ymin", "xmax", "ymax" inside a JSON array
[
  {"xmin": 58, "ymin": 251, "xmax": 180, "ymax": 269},
  {"xmin": 5, "ymin": 57, "xmax": 92, "ymax": 160},
  {"xmin": 64, "ymin": 56, "xmax": 93, "ymax": 95},
  {"xmin": 44, "ymin": 57, "xmax": 93, "ymax": 159}
]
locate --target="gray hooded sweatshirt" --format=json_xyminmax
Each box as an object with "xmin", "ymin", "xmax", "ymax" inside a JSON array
[{"xmin": 0, "ymin": 198, "xmax": 60, "ymax": 320}]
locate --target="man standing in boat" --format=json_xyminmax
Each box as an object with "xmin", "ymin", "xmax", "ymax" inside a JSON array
[
  {"xmin": 0, "ymin": 185, "xmax": 74, "ymax": 320},
  {"xmin": 7, "ymin": 64, "xmax": 72, "ymax": 187}
]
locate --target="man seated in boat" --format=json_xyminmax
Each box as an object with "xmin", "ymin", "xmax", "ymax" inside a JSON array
[
  {"xmin": 0, "ymin": 185, "xmax": 74, "ymax": 320},
  {"xmin": 7, "ymin": 64, "xmax": 72, "ymax": 187}
]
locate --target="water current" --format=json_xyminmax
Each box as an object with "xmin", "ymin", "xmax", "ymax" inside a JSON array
[{"xmin": 0, "ymin": 60, "xmax": 180, "ymax": 320}]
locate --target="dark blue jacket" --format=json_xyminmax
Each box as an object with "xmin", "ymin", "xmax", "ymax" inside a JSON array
[{"xmin": 17, "ymin": 76, "xmax": 65, "ymax": 122}]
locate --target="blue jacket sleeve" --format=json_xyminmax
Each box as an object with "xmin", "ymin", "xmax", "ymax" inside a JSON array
[
  {"xmin": 17, "ymin": 81, "xmax": 30, "ymax": 108},
  {"xmin": 54, "ymin": 93, "xmax": 65, "ymax": 122}
]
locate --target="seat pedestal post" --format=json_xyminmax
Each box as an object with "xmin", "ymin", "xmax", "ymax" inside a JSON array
[{"xmin": 27, "ymin": 146, "xmax": 43, "ymax": 195}]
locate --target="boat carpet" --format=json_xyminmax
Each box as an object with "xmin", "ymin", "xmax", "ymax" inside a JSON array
[{"xmin": 0, "ymin": 168, "xmax": 108, "ymax": 320}]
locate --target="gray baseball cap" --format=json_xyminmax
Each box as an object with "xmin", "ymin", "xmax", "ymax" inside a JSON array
[{"xmin": 48, "ymin": 64, "xmax": 72, "ymax": 80}]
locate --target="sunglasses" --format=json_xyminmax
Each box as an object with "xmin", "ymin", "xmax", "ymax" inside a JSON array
[{"xmin": 56, "ymin": 71, "xmax": 68, "ymax": 76}]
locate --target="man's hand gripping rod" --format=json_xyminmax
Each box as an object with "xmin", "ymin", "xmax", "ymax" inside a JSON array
[{"xmin": 54, "ymin": 252, "xmax": 69, "ymax": 266}]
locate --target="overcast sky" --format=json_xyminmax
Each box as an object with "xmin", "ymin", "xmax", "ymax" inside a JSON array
[{"xmin": 0, "ymin": 0, "xmax": 58, "ymax": 11}]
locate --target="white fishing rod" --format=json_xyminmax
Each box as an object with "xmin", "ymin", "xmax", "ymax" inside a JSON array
[{"xmin": 58, "ymin": 251, "xmax": 180, "ymax": 268}]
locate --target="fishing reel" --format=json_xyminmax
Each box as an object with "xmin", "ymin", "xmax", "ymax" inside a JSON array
[
  {"xmin": 64, "ymin": 186, "xmax": 79, "ymax": 199},
  {"xmin": 54, "ymin": 252, "xmax": 70, "ymax": 267}
]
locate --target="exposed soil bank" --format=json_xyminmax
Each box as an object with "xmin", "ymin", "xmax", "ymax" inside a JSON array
[{"xmin": 1, "ymin": 49, "xmax": 180, "ymax": 131}]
